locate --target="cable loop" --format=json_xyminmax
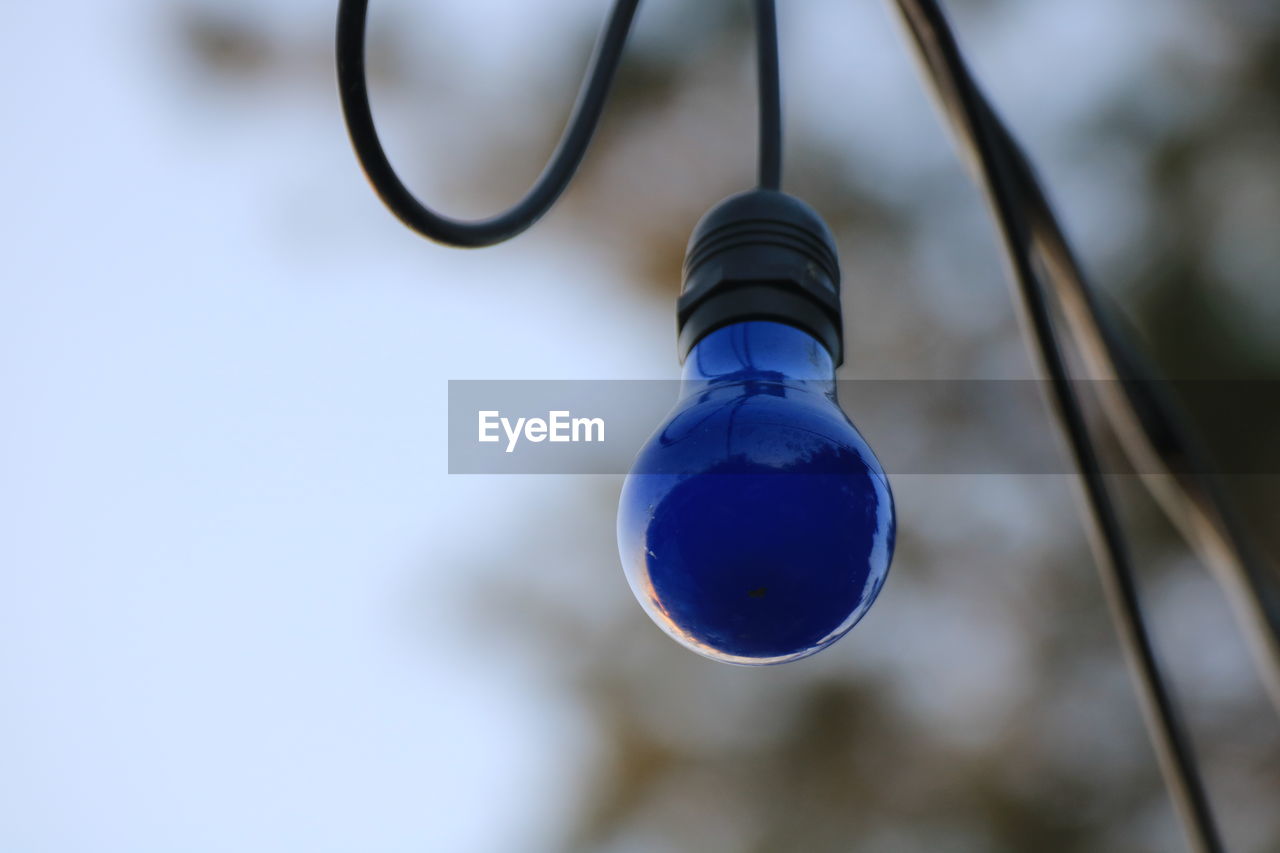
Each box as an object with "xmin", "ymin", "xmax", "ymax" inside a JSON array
[{"xmin": 336, "ymin": 0, "xmax": 640, "ymax": 247}]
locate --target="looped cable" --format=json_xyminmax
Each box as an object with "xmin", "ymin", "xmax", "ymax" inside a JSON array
[{"xmin": 336, "ymin": 0, "xmax": 640, "ymax": 247}]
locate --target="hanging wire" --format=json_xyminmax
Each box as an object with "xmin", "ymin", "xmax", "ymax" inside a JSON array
[
  {"xmin": 887, "ymin": 0, "xmax": 1280, "ymax": 719},
  {"xmin": 335, "ymin": 0, "xmax": 640, "ymax": 247},
  {"xmin": 989, "ymin": 114, "xmax": 1280, "ymax": 718},
  {"xmin": 888, "ymin": 2, "xmax": 1229, "ymax": 851},
  {"xmin": 754, "ymin": 0, "xmax": 783, "ymax": 190}
]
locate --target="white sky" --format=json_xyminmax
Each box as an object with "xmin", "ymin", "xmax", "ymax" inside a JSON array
[{"xmin": 0, "ymin": 2, "xmax": 655, "ymax": 850}]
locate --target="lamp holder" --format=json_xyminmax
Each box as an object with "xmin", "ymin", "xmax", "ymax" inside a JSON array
[{"xmin": 679, "ymin": 190, "xmax": 843, "ymax": 365}]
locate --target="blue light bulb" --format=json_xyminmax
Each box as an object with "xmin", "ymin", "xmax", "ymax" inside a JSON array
[
  {"xmin": 618, "ymin": 320, "xmax": 895, "ymax": 665},
  {"xmin": 617, "ymin": 190, "xmax": 895, "ymax": 664}
]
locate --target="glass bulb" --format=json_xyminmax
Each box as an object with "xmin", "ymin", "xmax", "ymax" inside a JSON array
[{"xmin": 618, "ymin": 321, "xmax": 895, "ymax": 665}]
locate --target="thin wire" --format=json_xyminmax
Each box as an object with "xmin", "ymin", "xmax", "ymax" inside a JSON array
[
  {"xmin": 989, "ymin": 115, "xmax": 1280, "ymax": 716},
  {"xmin": 896, "ymin": 0, "xmax": 1280, "ymax": 712},
  {"xmin": 892, "ymin": 0, "xmax": 1280, "ymax": 719},
  {"xmin": 889, "ymin": 2, "xmax": 1226, "ymax": 851},
  {"xmin": 336, "ymin": 0, "xmax": 640, "ymax": 248},
  {"xmin": 755, "ymin": 0, "xmax": 783, "ymax": 190}
]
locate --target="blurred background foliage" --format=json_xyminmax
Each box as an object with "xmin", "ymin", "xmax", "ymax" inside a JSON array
[{"xmin": 127, "ymin": 0, "xmax": 1280, "ymax": 849}]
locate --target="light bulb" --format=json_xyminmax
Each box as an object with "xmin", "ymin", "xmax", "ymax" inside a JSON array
[{"xmin": 617, "ymin": 191, "xmax": 895, "ymax": 665}]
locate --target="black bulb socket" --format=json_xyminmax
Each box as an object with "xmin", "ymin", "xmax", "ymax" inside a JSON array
[{"xmin": 678, "ymin": 189, "xmax": 843, "ymax": 364}]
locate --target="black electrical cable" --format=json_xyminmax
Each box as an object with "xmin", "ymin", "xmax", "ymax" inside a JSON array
[
  {"xmin": 755, "ymin": 0, "xmax": 783, "ymax": 190},
  {"xmin": 336, "ymin": 0, "xmax": 640, "ymax": 247},
  {"xmin": 890, "ymin": 2, "xmax": 1226, "ymax": 851},
  {"xmin": 890, "ymin": 0, "xmax": 1280, "ymax": 719},
  {"xmin": 987, "ymin": 111, "xmax": 1280, "ymax": 717},
  {"xmin": 881, "ymin": 0, "xmax": 1280, "ymax": 719}
]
